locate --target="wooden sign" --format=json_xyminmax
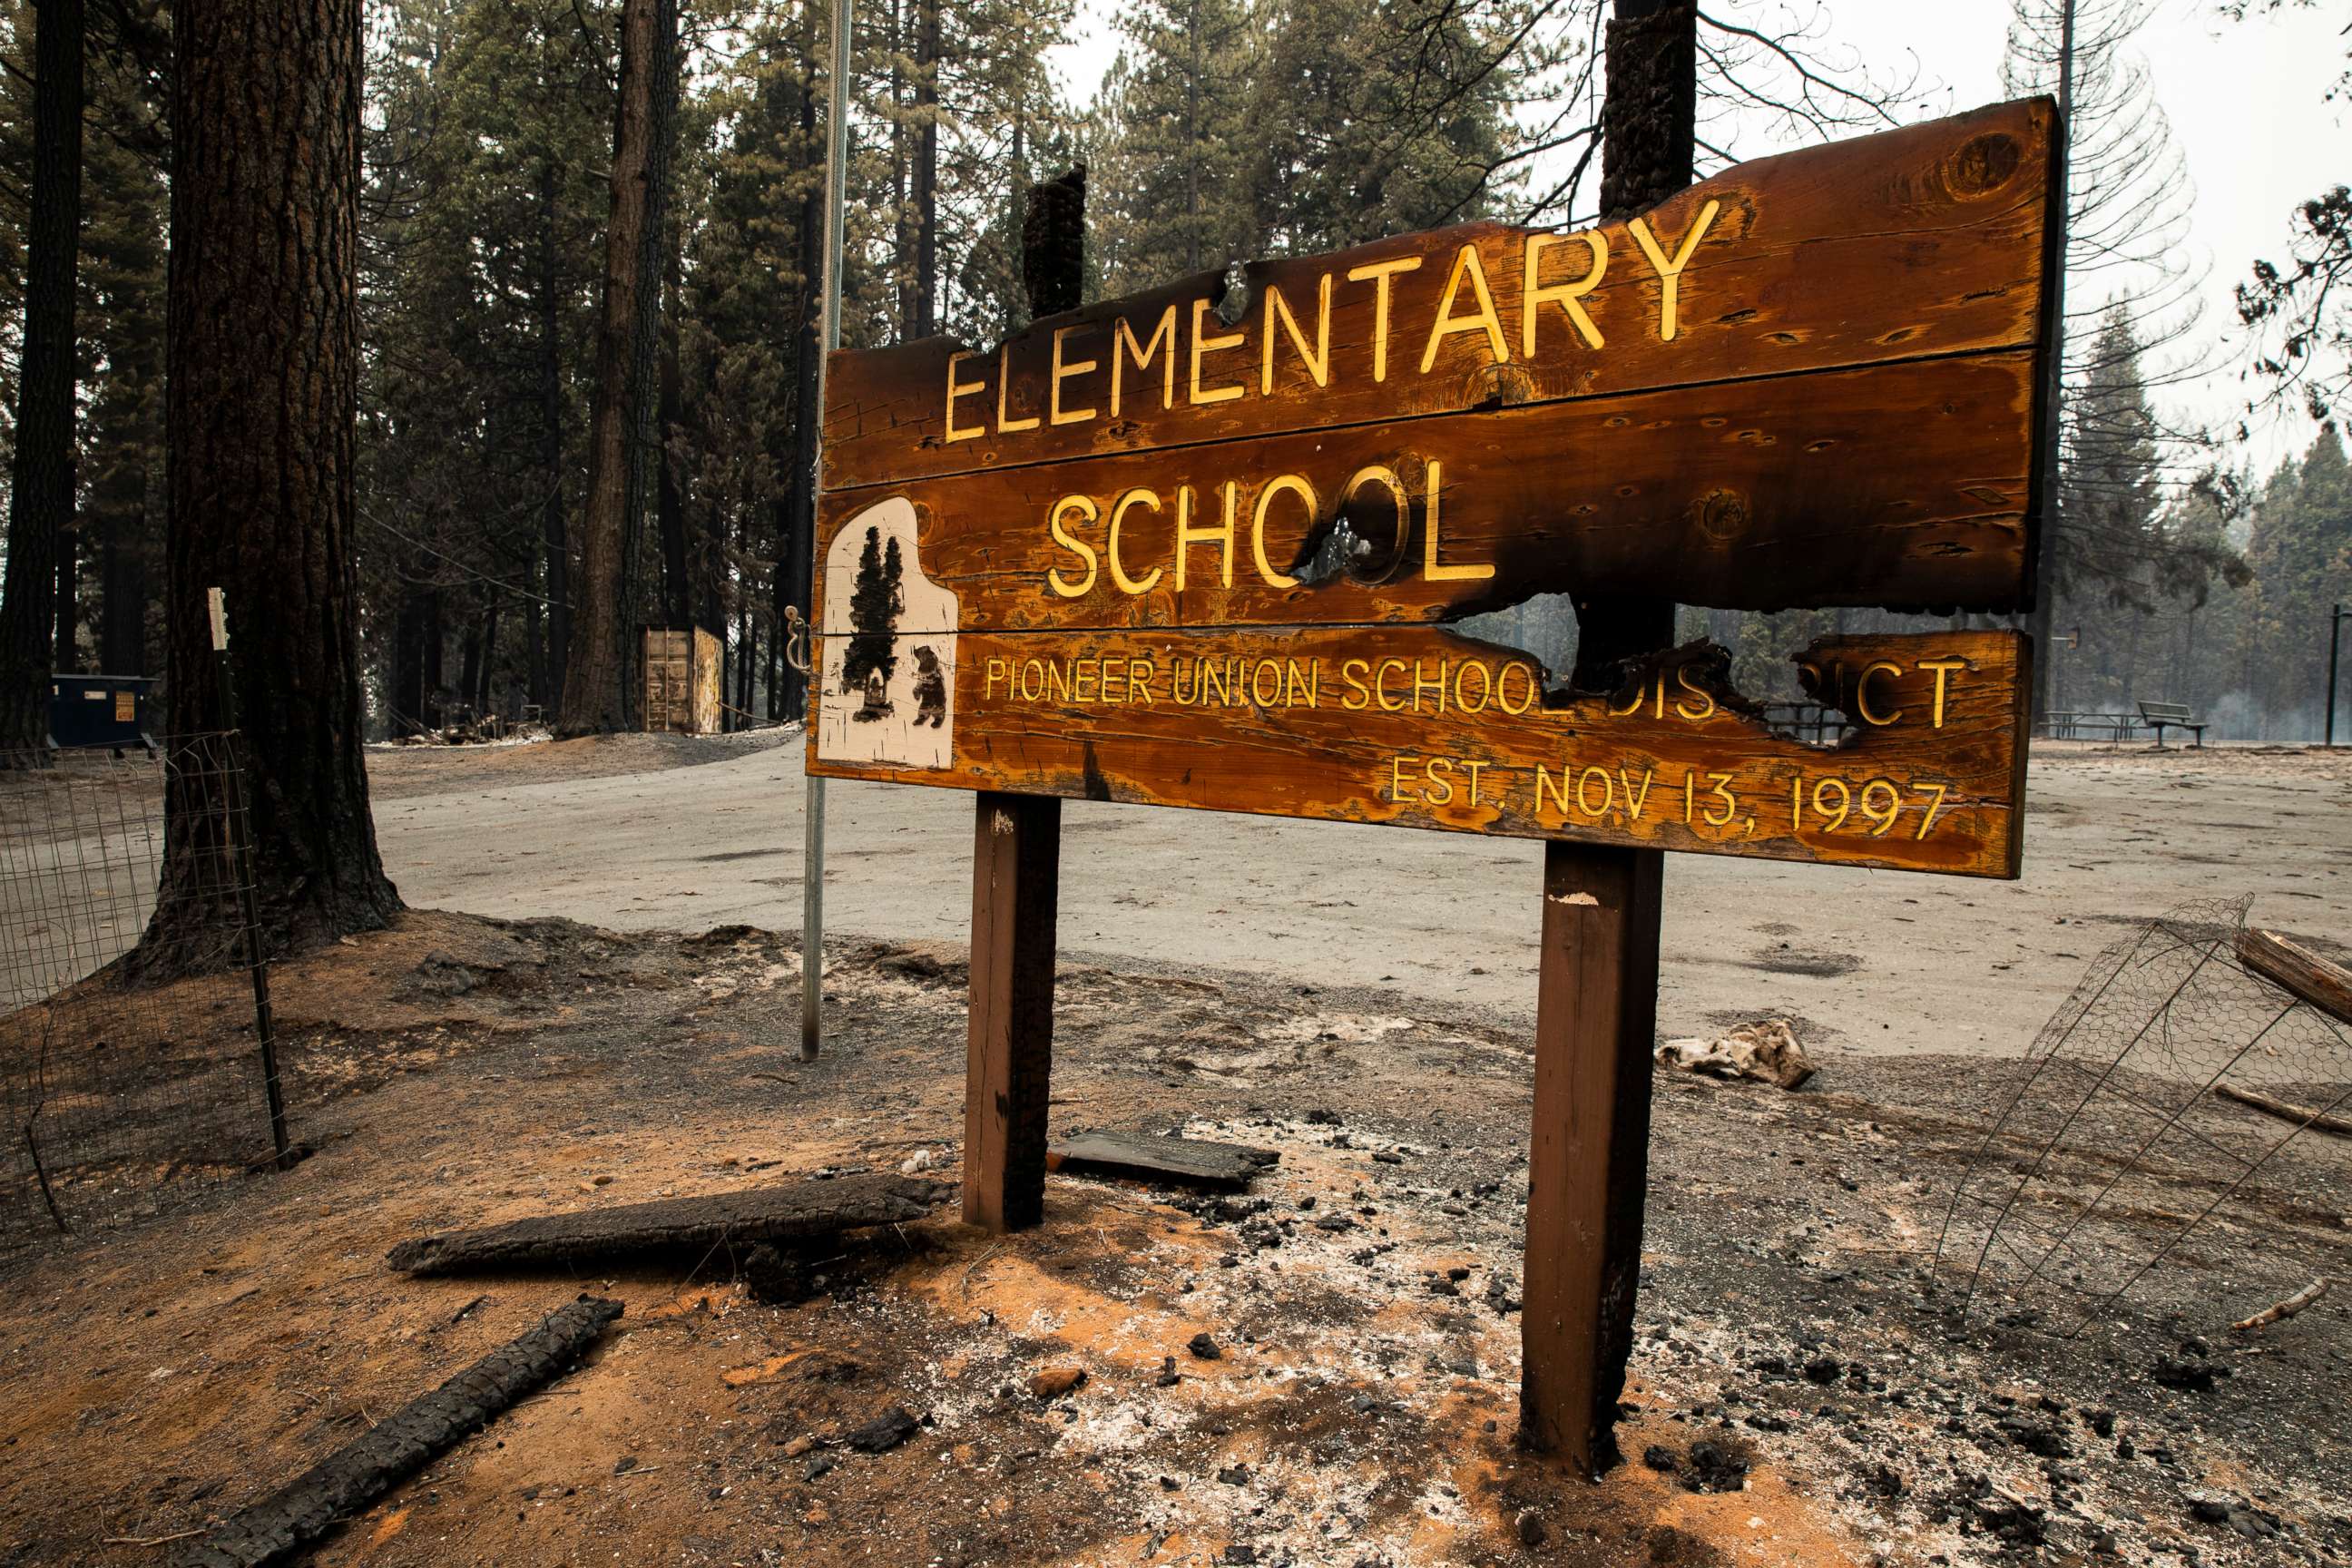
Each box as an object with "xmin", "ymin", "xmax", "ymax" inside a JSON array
[
  {"xmin": 800, "ymin": 99, "xmax": 2058, "ymax": 1477},
  {"xmin": 808, "ymin": 99, "xmax": 2056, "ymax": 879}
]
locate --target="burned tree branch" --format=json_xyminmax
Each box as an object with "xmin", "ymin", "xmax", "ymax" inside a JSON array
[
  {"xmin": 387, "ymin": 1173, "xmax": 943, "ymax": 1275},
  {"xmin": 173, "ymin": 1297, "xmax": 622, "ymax": 1568}
]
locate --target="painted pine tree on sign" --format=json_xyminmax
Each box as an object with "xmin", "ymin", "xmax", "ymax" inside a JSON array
[{"xmin": 842, "ymin": 528, "xmax": 906, "ymax": 705}]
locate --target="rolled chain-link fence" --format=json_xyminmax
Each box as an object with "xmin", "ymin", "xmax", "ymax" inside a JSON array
[{"xmin": 0, "ymin": 734, "xmax": 285, "ymax": 1248}]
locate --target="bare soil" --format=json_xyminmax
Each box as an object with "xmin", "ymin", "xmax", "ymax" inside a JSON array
[
  {"xmin": 2, "ymin": 904, "xmax": 2345, "ymax": 1568},
  {"xmin": 370, "ymin": 734, "xmax": 2352, "ymax": 1063}
]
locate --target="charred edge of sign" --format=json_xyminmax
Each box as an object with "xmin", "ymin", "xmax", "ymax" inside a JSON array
[{"xmin": 1425, "ymin": 621, "xmax": 1861, "ymax": 754}]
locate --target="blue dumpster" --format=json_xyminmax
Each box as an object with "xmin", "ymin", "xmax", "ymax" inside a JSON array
[{"xmin": 48, "ymin": 674, "xmax": 156, "ymax": 751}]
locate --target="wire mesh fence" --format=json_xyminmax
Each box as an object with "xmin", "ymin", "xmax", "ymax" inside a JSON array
[
  {"xmin": 1934, "ymin": 897, "xmax": 2352, "ymax": 1338},
  {"xmin": 0, "ymin": 734, "xmax": 285, "ymax": 1248}
]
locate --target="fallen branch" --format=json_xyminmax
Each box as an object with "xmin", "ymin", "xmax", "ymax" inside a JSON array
[
  {"xmin": 387, "ymin": 1173, "xmax": 941, "ymax": 1275},
  {"xmin": 104, "ymin": 1530, "xmax": 205, "ymax": 1546},
  {"xmin": 2232, "ymin": 1278, "xmax": 2330, "ymax": 1333},
  {"xmin": 2213, "ymin": 1083, "xmax": 2352, "ymax": 1141},
  {"xmin": 173, "ymin": 1297, "xmax": 621, "ymax": 1568},
  {"xmin": 2237, "ymin": 927, "xmax": 2352, "ymax": 1024}
]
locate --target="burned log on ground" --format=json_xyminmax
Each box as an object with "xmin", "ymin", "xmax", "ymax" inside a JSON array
[
  {"xmin": 174, "ymin": 1297, "xmax": 622, "ymax": 1568},
  {"xmin": 387, "ymin": 1173, "xmax": 941, "ymax": 1275},
  {"xmin": 2238, "ymin": 927, "xmax": 2352, "ymax": 1025},
  {"xmin": 1045, "ymin": 1132, "xmax": 1278, "ymax": 1191}
]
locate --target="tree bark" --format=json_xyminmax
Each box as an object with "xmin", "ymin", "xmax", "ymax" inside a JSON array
[
  {"xmin": 534, "ymin": 160, "xmax": 568, "ymax": 719},
  {"xmin": 392, "ymin": 585, "xmax": 428, "ymax": 737},
  {"xmin": 890, "ymin": 0, "xmax": 910, "ymax": 337},
  {"xmin": 458, "ymin": 597, "xmax": 485, "ymax": 718},
  {"xmin": 0, "ymin": 0, "xmax": 85, "ymax": 754},
  {"xmin": 559, "ymin": 0, "xmax": 676, "ymax": 735},
  {"xmin": 147, "ymin": 0, "xmax": 399, "ymax": 963},
  {"xmin": 617, "ymin": 0, "xmax": 681, "ymax": 725},
  {"xmin": 912, "ymin": 0, "xmax": 940, "ymax": 339},
  {"xmin": 658, "ymin": 239, "xmax": 689, "ymax": 628},
  {"xmin": 775, "ymin": 36, "xmax": 822, "ymax": 726},
  {"xmin": 53, "ymin": 523, "xmax": 78, "ymax": 671},
  {"xmin": 476, "ymin": 595, "xmax": 500, "ymax": 715},
  {"xmin": 98, "ymin": 502, "xmax": 147, "ymax": 675},
  {"xmin": 422, "ymin": 583, "xmax": 445, "ymax": 729}
]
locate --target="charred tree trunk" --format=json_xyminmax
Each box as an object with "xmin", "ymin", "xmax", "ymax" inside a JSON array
[
  {"xmin": 1572, "ymin": 0, "xmax": 1695, "ymax": 690},
  {"xmin": 422, "ymin": 585, "xmax": 446, "ymax": 730},
  {"xmin": 889, "ymin": 0, "xmax": 908, "ymax": 336},
  {"xmin": 775, "ymin": 43, "xmax": 823, "ymax": 726},
  {"xmin": 560, "ymin": 0, "xmax": 677, "ymax": 735},
  {"xmin": 0, "ymin": 0, "xmax": 85, "ymax": 753},
  {"xmin": 657, "ymin": 240, "xmax": 689, "ymax": 629},
  {"xmin": 99, "ymin": 504, "xmax": 147, "ymax": 675},
  {"xmin": 458, "ymin": 599, "xmax": 485, "ymax": 719},
  {"xmin": 477, "ymin": 596, "xmax": 500, "ymax": 715},
  {"xmin": 735, "ymin": 529, "xmax": 754, "ymax": 725},
  {"xmin": 54, "ymin": 525, "xmax": 79, "ymax": 671},
  {"xmin": 616, "ymin": 0, "xmax": 681, "ymax": 727},
  {"xmin": 1020, "ymin": 168, "xmax": 1085, "ymax": 318},
  {"xmin": 391, "ymin": 586, "xmax": 427, "ymax": 737},
  {"xmin": 534, "ymin": 162, "xmax": 568, "ymax": 718},
  {"xmin": 148, "ymin": 0, "xmax": 399, "ymax": 962},
  {"xmin": 911, "ymin": 0, "xmax": 939, "ymax": 339}
]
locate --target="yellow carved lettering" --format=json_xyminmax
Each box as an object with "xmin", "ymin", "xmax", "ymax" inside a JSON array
[
  {"xmin": 1420, "ymin": 243, "xmax": 1510, "ymax": 373},
  {"xmin": 1189, "ymin": 298, "xmax": 1245, "ymax": 405},
  {"xmin": 1108, "ymin": 489, "xmax": 1165, "ymax": 595},
  {"xmin": 1046, "ymin": 495, "xmax": 1099, "ymax": 598},
  {"xmin": 1173, "ymin": 483, "xmax": 1237, "ymax": 591},
  {"xmin": 1522, "ymin": 230, "xmax": 1606, "ymax": 355},
  {"xmin": 1626, "ymin": 198, "xmax": 1721, "ymax": 342},
  {"xmin": 1420, "ymin": 459, "xmax": 1492, "ymax": 583},
  {"xmin": 1112, "ymin": 306, "xmax": 1178, "ymax": 416},
  {"xmin": 1049, "ymin": 325, "xmax": 1097, "ymax": 425},
  {"xmin": 945, "ymin": 350, "xmax": 987, "ymax": 442},
  {"xmin": 996, "ymin": 343, "xmax": 1039, "ymax": 432},
  {"xmin": 1917, "ymin": 657, "xmax": 1966, "ymax": 728},
  {"xmin": 1856, "ymin": 661, "xmax": 1905, "ymax": 727},
  {"xmin": 1250, "ymin": 475, "xmax": 1313, "ymax": 588},
  {"xmin": 1346, "ymin": 255, "xmax": 1424, "ymax": 383},
  {"xmin": 1261, "ymin": 276, "xmax": 1333, "ymax": 394}
]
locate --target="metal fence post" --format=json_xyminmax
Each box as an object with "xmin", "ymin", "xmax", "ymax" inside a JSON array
[{"xmin": 208, "ymin": 587, "xmax": 290, "ymax": 1166}]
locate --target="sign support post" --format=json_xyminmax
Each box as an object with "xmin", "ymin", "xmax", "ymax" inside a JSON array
[
  {"xmin": 1521, "ymin": 842, "xmax": 1663, "ymax": 1470},
  {"xmin": 1515, "ymin": 0, "xmax": 1689, "ymax": 1471},
  {"xmin": 959, "ymin": 168, "xmax": 1085, "ymax": 1233},
  {"xmin": 963, "ymin": 791, "xmax": 1061, "ymax": 1229}
]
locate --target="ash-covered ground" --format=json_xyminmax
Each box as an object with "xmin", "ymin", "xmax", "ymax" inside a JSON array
[{"xmin": 2, "ymin": 909, "xmax": 2344, "ymax": 1567}]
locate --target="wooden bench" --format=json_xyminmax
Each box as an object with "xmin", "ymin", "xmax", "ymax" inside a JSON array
[{"xmin": 2136, "ymin": 700, "xmax": 2207, "ymax": 749}]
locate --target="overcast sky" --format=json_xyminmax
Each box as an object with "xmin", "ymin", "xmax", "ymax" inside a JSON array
[{"xmin": 1046, "ymin": 0, "xmax": 2350, "ymax": 480}]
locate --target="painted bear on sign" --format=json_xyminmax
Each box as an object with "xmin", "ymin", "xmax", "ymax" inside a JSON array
[{"xmin": 911, "ymin": 646, "xmax": 947, "ymax": 729}]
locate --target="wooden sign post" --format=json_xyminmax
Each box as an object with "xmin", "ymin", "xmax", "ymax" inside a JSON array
[{"xmin": 808, "ymin": 101, "xmax": 2060, "ymax": 1472}]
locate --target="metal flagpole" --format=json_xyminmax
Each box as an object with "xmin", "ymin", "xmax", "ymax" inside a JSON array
[{"xmin": 802, "ymin": 0, "xmax": 852, "ymax": 1062}]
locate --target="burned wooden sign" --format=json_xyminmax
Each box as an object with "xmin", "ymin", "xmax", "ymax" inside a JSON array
[{"xmin": 808, "ymin": 99, "xmax": 2057, "ymax": 878}]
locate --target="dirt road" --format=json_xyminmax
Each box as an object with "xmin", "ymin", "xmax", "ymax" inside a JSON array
[{"xmin": 372, "ymin": 734, "xmax": 2352, "ymax": 1059}]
